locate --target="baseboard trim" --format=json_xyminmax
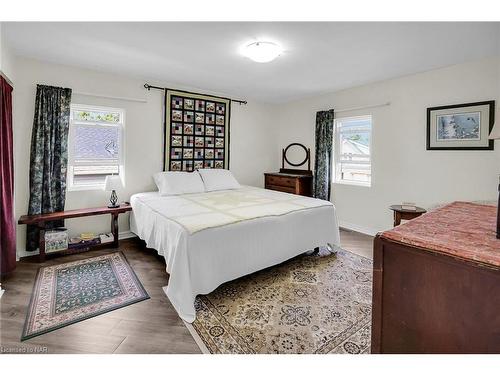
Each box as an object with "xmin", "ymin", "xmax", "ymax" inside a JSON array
[
  {"xmin": 339, "ymin": 221, "xmax": 379, "ymax": 237},
  {"xmin": 118, "ymin": 231, "xmax": 137, "ymax": 240},
  {"xmin": 17, "ymin": 231, "xmax": 138, "ymax": 260}
]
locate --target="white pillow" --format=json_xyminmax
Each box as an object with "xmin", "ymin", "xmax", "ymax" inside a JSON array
[
  {"xmin": 198, "ymin": 169, "xmax": 241, "ymax": 192},
  {"xmin": 153, "ymin": 171, "xmax": 205, "ymax": 196}
]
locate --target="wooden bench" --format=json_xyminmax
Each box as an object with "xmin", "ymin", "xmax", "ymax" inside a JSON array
[{"xmin": 18, "ymin": 204, "xmax": 132, "ymax": 262}]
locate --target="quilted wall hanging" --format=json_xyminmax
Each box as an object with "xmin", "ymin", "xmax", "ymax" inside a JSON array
[{"xmin": 164, "ymin": 89, "xmax": 231, "ymax": 171}]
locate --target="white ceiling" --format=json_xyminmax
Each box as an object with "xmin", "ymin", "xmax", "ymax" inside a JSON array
[{"xmin": 5, "ymin": 22, "xmax": 500, "ymax": 103}]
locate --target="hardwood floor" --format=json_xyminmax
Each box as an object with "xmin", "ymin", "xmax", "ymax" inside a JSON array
[
  {"xmin": 0, "ymin": 229, "xmax": 373, "ymax": 354},
  {"xmin": 339, "ymin": 228, "xmax": 374, "ymax": 259}
]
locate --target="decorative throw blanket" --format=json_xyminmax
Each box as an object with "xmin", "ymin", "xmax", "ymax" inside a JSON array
[{"xmin": 136, "ymin": 186, "xmax": 332, "ymax": 234}]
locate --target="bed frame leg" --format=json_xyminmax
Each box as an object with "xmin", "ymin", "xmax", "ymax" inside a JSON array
[
  {"xmin": 327, "ymin": 243, "xmax": 339, "ymax": 255},
  {"xmin": 308, "ymin": 245, "xmax": 337, "ymax": 256}
]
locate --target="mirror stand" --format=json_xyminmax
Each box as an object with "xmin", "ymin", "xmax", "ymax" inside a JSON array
[{"xmin": 281, "ymin": 143, "xmax": 312, "ymax": 175}]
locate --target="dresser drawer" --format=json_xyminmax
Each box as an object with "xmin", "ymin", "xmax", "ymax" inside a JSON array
[
  {"xmin": 265, "ymin": 175, "xmax": 296, "ymax": 188},
  {"xmin": 265, "ymin": 184, "xmax": 296, "ymax": 194}
]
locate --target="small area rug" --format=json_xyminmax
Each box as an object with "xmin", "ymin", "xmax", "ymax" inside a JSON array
[
  {"xmin": 189, "ymin": 248, "xmax": 372, "ymax": 354},
  {"xmin": 22, "ymin": 252, "xmax": 149, "ymax": 341}
]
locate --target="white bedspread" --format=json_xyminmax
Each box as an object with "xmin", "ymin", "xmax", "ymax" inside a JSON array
[{"xmin": 130, "ymin": 186, "xmax": 340, "ymax": 323}]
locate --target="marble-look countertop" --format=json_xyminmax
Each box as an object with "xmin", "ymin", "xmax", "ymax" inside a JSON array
[{"xmin": 381, "ymin": 201, "xmax": 500, "ymax": 268}]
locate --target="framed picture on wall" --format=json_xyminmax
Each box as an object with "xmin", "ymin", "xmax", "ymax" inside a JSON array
[{"xmin": 426, "ymin": 100, "xmax": 495, "ymax": 150}]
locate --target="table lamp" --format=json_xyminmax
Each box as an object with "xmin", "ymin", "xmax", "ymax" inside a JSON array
[
  {"xmin": 104, "ymin": 175, "xmax": 123, "ymax": 208},
  {"xmin": 488, "ymin": 111, "xmax": 500, "ymax": 239}
]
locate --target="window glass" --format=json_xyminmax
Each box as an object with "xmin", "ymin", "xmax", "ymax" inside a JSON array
[
  {"xmin": 334, "ymin": 116, "xmax": 372, "ymax": 186},
  {"xmin": 68, "ymin": 105, "xmax": 124, "ymax": 190}
]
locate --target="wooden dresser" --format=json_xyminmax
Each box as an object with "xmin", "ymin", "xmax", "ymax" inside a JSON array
[
  {"xmin": 371, "ymin": 202, "xmax": 500, "ymax": 353},
  {"xmin": 264, "ymin": 171, "xmax": 313, "ymax": 196}
]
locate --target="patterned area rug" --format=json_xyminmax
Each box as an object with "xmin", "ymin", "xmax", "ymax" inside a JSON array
[
  {"xmin": 190, "ymin": 248, "xmax": 372, "ymax": 354},
  {"xmin": 22, "ymin": 252, "xmax": 149, "ymax": 341}
]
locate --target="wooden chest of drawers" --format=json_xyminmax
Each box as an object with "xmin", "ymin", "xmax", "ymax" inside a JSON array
[
  {"xmin": 264, "ymin": 172, "xmax": 313, "ymax": 197},
  {"xmin": 372, "ymin": 202, "xmax": 500, "ymax": 353}
]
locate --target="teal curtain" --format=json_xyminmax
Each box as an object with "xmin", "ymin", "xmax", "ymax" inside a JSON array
[
  {"xmin": 313, "ymin": 109, "xmax": 334, "ymax": 201},
  {"xmin": 26, "ymin": 85, "xmax": 72, "ymax": 252}
]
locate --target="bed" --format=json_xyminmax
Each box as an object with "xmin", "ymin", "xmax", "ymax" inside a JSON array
[{"xmin": 130, "ymin": 185, "xmax": 340, "ymax": 323}]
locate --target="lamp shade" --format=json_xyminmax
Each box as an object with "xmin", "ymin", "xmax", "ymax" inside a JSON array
[
  {"xmin": 489, "ymin": 106, "xmax": 500, "ymax": 140},
  {"xmin": 103, "ymin": 175, "xmax": 122, "ymax": 191},
  {"xmin": 489, "ymin": 121, "xmax": 500, "ymax": 140}
]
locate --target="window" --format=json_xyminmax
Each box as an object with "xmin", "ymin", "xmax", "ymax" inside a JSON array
[
  {"xmin": 68, "ymin": 104, "xmax": 124, "ymax": 190},
  {"xmin": 333, "ymin": 115, "xmax": 372, "ymax": 186}
]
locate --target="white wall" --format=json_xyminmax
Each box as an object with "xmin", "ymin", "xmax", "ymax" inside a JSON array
[
  {"xmin": 0, "ymin": 22, "xmax": 3, "ymax": 71},
  {"xmin": 274, "ymin": 57, "xmax": 500, "ymax": 235},
  {"xmin": 13, "ymin": 57, "xmax": 276, "ymax": 258},
  {"xmin": 11, "ymin": 54, "xmax": 500, "ymax": 257},
  {"xmin": 0, "ymin": 22, "xmax": 15, "ymax": 82}
]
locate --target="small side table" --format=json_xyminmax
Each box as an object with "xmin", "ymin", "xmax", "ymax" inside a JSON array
[{"xmin": 389, "ymin": 205, "xmax": 426, "ymax": 227}]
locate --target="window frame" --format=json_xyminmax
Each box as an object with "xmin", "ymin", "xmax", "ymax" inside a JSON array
[
  {"xmin": 333, "ymin": 114, "xmax": 372, "ymax": 187},
  {"xmin": 67, "ymin": 104, "xmax": 125, "ymax": 191}
]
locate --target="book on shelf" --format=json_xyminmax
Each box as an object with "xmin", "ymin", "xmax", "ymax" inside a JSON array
[
  {"xmin": 68, "ymin": 238, "xmax": 100, "ymax": 250},
  {"xmin": 68, "ymin": 232, "xmax": 100, "ymax": 250},
  {"xmin": 65, "ymin": 232, "xmax": 115, "ymax": 250},
  {"xmin": 99, "ymin": 233, "xmax": 114, "ymax": 244}
]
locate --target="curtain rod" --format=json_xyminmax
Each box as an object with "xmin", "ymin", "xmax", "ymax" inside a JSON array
[
  {"xmin": 0, "ymin": 70, "xmax": 14, "ymax": 87},
  {"xmin": 144, "ymin": 83, "xmax": 248, "ymax": 105},
  {"xmin": 334, "ymin": 101, "xmax": 391, "ymax": 113},
  {"xmin": 73, "ymin": 91, "xmax": 147, "ymax": 103}
]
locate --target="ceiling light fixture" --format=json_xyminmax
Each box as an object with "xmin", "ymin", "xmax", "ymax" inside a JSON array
[{"xmin": 242, "ymin": 41, "xmax": 283, "ymax": 63}]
